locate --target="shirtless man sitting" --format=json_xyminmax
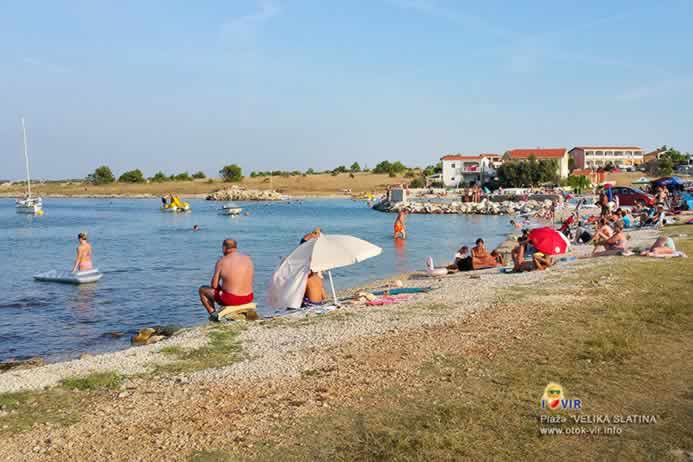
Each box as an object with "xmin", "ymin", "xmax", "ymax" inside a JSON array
[
  {"xmin": 199, "ymin": 239, "xmax": 254, "ymax": 322},
  {"xmin": 303, "ymin": 271, "xmax": 327, "ymax": 306}
]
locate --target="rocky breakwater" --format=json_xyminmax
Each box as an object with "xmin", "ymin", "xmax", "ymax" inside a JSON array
[
  {"xmin": 206, "ymin": 186, "xmax": 285, "ymax": 201},
  {"xmin": 373, "ymin": 198, "xmax": 552, "ymax": 216}
]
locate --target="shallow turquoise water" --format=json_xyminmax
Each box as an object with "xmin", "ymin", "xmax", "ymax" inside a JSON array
[{"xmin": 0, "ymin": 198, "xmax": 511, "ymax": 362}]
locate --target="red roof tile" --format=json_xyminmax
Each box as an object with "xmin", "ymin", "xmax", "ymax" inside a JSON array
[
  {"xmin": 441, "ymin": 153, "xmax": 500, "ymax": 161},
  {"xmin": 507, "ymin": 148, "xmax": 566, "ymax": 159},
  {"xmin": 441, "ymin": 155, "xmax": 482, "ymax": 161}
]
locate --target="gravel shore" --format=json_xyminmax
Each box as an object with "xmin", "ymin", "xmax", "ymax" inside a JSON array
[{"xmin": 0, "ymin": 227, "xmax": 661, "ymax": 394}]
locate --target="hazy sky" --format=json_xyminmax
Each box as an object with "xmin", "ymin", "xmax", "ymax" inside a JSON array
[{"xmin": 1, "ymin": 0, "xmax": 692, "ymax": 180}]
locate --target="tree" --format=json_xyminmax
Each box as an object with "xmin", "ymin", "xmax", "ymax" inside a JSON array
[
  {"xmin": 118, "ymin": 169, "xmax": 145, "ymax": 183},
  {"xmin": 174, "ymin": 172, "xmax": 192, "ymax": 181},
  {"xmin": 423, "ymin": 165, "xmax": 436, "ymax": 177},
  {"xmin": 350, "ymin": 162, "xmax": 361, "ymax": 172},
  {"xmin": 373, "ymin": 161, "xmax": 393, "ymax": 174},
  {"xmin": 88, "ymin": 165, "xmax": 115, "ymax": 184},
  {"xmin": 657, "ymin": 157, "xmax": 673, "ymax": 176},
  {"xmin": 568, "ymin": 157, "xmax": 576, "ymax": 172},
  {"xmin": 566, "ymin": 175, "xmax": 591, "ymax": 194},
  {"xmin": 332, "ymin": 165, "xmax": 348, "ymax": 174},
  {"xmin": 305, "ymin": 168, "xmax": 315, "ymax": 175},
  {"xmin": 409, "ymin": 176, "xmax": 426, "ymax": 188},
  {"xmin": 192, "ymin": 171, "xmax": 206, "ymax": 179},
  {"xmin": 150, "ymin": 171, "xmax": 168, "ymax": 182},
  {"xmin": 219, "ymin": 164, "xmax": 243, "ymax": 182}
]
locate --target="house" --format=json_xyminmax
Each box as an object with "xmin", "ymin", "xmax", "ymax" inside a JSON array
[
  {"xmin": 643, "ymin": 147, "xmax": 667, "ymax": 164},
  {"xmin": 504, "ymin": 148, "xmax": 570, "ymax": 179},
  {"xmin": 570, "ymin": 168, "xmax": 605, "ymax": 185},
  {"xmin": 568, "ymin": 146, "xmax": 644, "ymax": 170},
  {"xmin": 440, "ymin": 154, "xmax": 499, "ymax": 187}
]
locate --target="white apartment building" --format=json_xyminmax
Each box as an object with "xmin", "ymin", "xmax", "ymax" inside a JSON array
[
  {"xmin": 440, "ymin": 154, "xmax": 500, "ymax": 187},
  {"xmin": 569, "ymin": 146, "xmax": 644, "ymax": 170}
]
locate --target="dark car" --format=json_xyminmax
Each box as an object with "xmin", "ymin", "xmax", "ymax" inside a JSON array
[{"xmin": 609, "ymin": 186, "xmax": 656, "ymax": 206}]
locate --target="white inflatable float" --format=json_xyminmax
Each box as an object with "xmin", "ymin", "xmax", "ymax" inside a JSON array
[
  {"xmin": 425, "ymin": 257, "xmax": 448, "ymax": 277},
  {"xmin": 34, "ymin": 268, "xmax": 103, "ymax": 284}
]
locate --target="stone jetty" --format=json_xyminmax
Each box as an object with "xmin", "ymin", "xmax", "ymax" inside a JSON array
[
  {"xmin": 373, "ymin": 198, "xmax": 553, "ymax": 215},
  {"xmin": 206, "ymin": 187, "xmax": 285, "ymax": 201}
]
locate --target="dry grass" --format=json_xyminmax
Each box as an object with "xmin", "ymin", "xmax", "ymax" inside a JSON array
[
  {"xmin": 237, "ymin": 237, "xmax": 693, "ymax": 462},
  {"xmin": 1, "ymin": 173, "xmax": 405, "ymax": 197}
]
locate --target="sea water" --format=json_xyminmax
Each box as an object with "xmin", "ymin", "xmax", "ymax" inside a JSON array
[{"xmin": 0, "ymin": 198, "xmax": 511, "ymax": 362}]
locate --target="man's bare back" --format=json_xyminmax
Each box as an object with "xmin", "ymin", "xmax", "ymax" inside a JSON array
[{"xmin": 216, "ymin": 251, "xmax": 253, "ymax": 296}]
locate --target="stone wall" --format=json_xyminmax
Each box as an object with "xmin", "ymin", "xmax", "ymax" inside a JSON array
[{"xmin": 372, "ymin": 198, "xmax": 553, "ymax": 216}]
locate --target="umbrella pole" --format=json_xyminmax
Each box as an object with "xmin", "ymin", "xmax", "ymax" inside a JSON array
[{"xmin": 327, "ymin": 270, "xmax": 338, "ymax": 306}]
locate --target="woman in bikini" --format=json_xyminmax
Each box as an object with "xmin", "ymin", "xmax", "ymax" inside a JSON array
[
  {"xmin": 72, "ymin": 232, "xmax": 94, "ymax": 273},
  {"xmin": 593, "ymin": 222, "xmax": 627, "ymax": 257},
  {"xmin": 394, "ymin": 211, "xmax": 407, "ymax": 239}
]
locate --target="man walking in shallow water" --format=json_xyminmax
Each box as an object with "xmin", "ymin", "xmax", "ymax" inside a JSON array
[{"xmin": 198, "ymin": 239, "xmax": 254, "ymax": 322}]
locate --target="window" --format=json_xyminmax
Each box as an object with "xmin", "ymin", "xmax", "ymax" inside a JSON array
[
  {"xmin": 615, "ymin": 151, "xmax": 623, "ymax": 156},
  {"xmin": 596, "ymin": 151, "xmax": 603, "ymax": 156},
  {"xmin": 451, "ymin": 163, "xmax": 456, "ymax": 168}
]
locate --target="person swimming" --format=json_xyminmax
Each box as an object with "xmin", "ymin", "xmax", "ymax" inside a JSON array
[
  {"xmin": 72, "ymin": 232, "xmax": 94, "ymax": 273},
  {"xmin": 192, "ymin": 225, "xmax": 200, "ymax": 232}
]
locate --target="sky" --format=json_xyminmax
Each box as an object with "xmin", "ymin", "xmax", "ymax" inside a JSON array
[{"xmin": 1, "ymin": 0, "xmax": 692, "ymax": 180}]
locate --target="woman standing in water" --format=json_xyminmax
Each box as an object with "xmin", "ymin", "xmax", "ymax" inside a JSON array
[
  {"xmin": 72, "ymin": 232, "xmax": 94, "ymax": 273},
  {"xmin": 394, "ymin": 211, "xmax": 407, "ymax": 239}
]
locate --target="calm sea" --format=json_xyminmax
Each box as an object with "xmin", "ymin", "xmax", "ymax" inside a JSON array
[{"xmin": 0, "ymin": 198, "xmax": 511, "ymax": 362}]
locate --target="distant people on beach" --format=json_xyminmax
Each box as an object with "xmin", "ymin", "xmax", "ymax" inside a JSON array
[
  {"xmin": 640, "ymin": 236, "xmax": 676, "ymax": 257},
  {"xmin": 72, "ymin": 232, "xmax": 94, "ymax": 273},
  {"xmin": 511, "ymin": 236, "xmax": 553, "ymax": 272},
  {"xmin": 198, "ymin": 239, "xmax": 254, "ymax": 322},
  {"xmin": 394, "ymin": 211, "xmax": 407, "ymax": 239},
  {"xmin": 303, "ymin": 271, "xmax": 327, "ymax": 306},
  {"xmin": 447, "ymin": 245, "xmax": 472, "ymax": 272},
  {"xmin": 593, "ymin": 221, "xmax": 627, "ymax": 256},
  {"xmin": 471, "ymin": 238, "xmax": 502, "ymax": 269}
]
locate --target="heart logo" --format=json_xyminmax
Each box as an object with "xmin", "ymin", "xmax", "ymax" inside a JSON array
[{"xmin": 549, "ymin": 399, "xmax": 560, "ymax": 409}]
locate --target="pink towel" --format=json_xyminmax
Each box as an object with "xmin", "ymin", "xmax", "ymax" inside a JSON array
[{"xmin": 366, "ymin": 295, "xmax": 413, "ymax": 306}]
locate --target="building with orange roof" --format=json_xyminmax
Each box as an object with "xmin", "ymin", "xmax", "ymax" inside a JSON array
[
  {"xmin": 568, "ymin": 146, "xmax": 644, "ymax": 170},
  {"xmin": 503, "ymin": 148, "xmax": 570, "ymax": 179}
]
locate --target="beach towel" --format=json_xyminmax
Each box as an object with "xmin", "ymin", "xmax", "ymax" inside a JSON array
[
  {"xmin": 366, "ymin": 295, "xmax": 413, "ymax": 306},
  {"xmin": 650, "ymin": 251, "xmax": 688, "ymax": 258},
  {"xmin": 372, "ymin": 287, "xmax": 433, "ymax": 296}
]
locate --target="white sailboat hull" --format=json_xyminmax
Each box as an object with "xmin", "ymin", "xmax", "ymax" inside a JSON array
[{"xmin": 16, "ymin": 197, "xmax": 43, "ymax": 214}]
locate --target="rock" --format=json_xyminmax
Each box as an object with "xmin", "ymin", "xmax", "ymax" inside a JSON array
[
  {"xmin": 206, "ymin": 187, "xmax": 285, "ymax": 201},
  {"xmin": 131, "ymin": 328, "xmax": 156, "ymax": 345},
  {"xmin": 0, "ymin": 357, "xmax": 45, "ymax": 372},
  {"xmin": 144, "ymin": 335, "xmax": 165, "ymax": 345},
  {"xmin": 152, "ymin": 325, "xmax": 182, "ymax": 337},
  {"xmin": 117, "ymin": 391, "xmax": 130, "ymax": 399},
  {"xmin": 79, "ymin": 353, "xmax": 94, "ymax": 360}
]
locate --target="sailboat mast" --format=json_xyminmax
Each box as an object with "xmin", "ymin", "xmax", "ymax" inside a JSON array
[{"xmin": 21, "ymin": 117, "xmax": 32, "ymax": 197}]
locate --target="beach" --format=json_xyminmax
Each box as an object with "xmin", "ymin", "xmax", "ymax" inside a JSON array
[{"xmin": 0, "ymin": 225, "xmax": 690, "ymax": 461}]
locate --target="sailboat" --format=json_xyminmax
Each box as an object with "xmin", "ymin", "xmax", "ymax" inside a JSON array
[{"xmin": 15, "ymin": 117, "xmax": 43, "ymax": 215}]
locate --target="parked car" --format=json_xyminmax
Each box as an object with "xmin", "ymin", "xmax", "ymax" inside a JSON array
[{"xmin": 609, "ymin": 186, "xmax": 656, "ymax": 206}]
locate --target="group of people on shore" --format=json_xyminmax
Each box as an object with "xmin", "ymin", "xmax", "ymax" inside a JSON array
[{"xmin": 198, "ymin": 228, "xmax": 328, "ymax": 322}]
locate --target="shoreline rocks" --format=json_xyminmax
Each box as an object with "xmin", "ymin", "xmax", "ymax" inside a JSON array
[
  {"xmin": 372, "ymin": 198, "xmax": 553, "ymax": 216},
  {"xmin": 206, "ymin": 187, "xmax": 285, "ymax": 201}
]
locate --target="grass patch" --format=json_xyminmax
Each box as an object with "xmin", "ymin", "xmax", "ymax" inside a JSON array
[
  {"xmin": 156, "ymin": 325, "xmax": 244, "ymax": 374},
  {"xmin": 0, "ymin": 389, "xmax": 82, "ymax": 434},
  {"xmin": 60, "ymin": 371, "xmax": 123, "ymax": 391},
  {"xmin": 160, "ymin": 345, "xmax": 185, "ymax": 355},
  {"xmin": 245, "ymin": 236, "xmax": 693, "ymax": 461}
]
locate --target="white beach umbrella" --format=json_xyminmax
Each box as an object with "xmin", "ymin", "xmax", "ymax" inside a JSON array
[{"xmin": 267, "ymin": 234, "xmax": 382, "ymax": 309}]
